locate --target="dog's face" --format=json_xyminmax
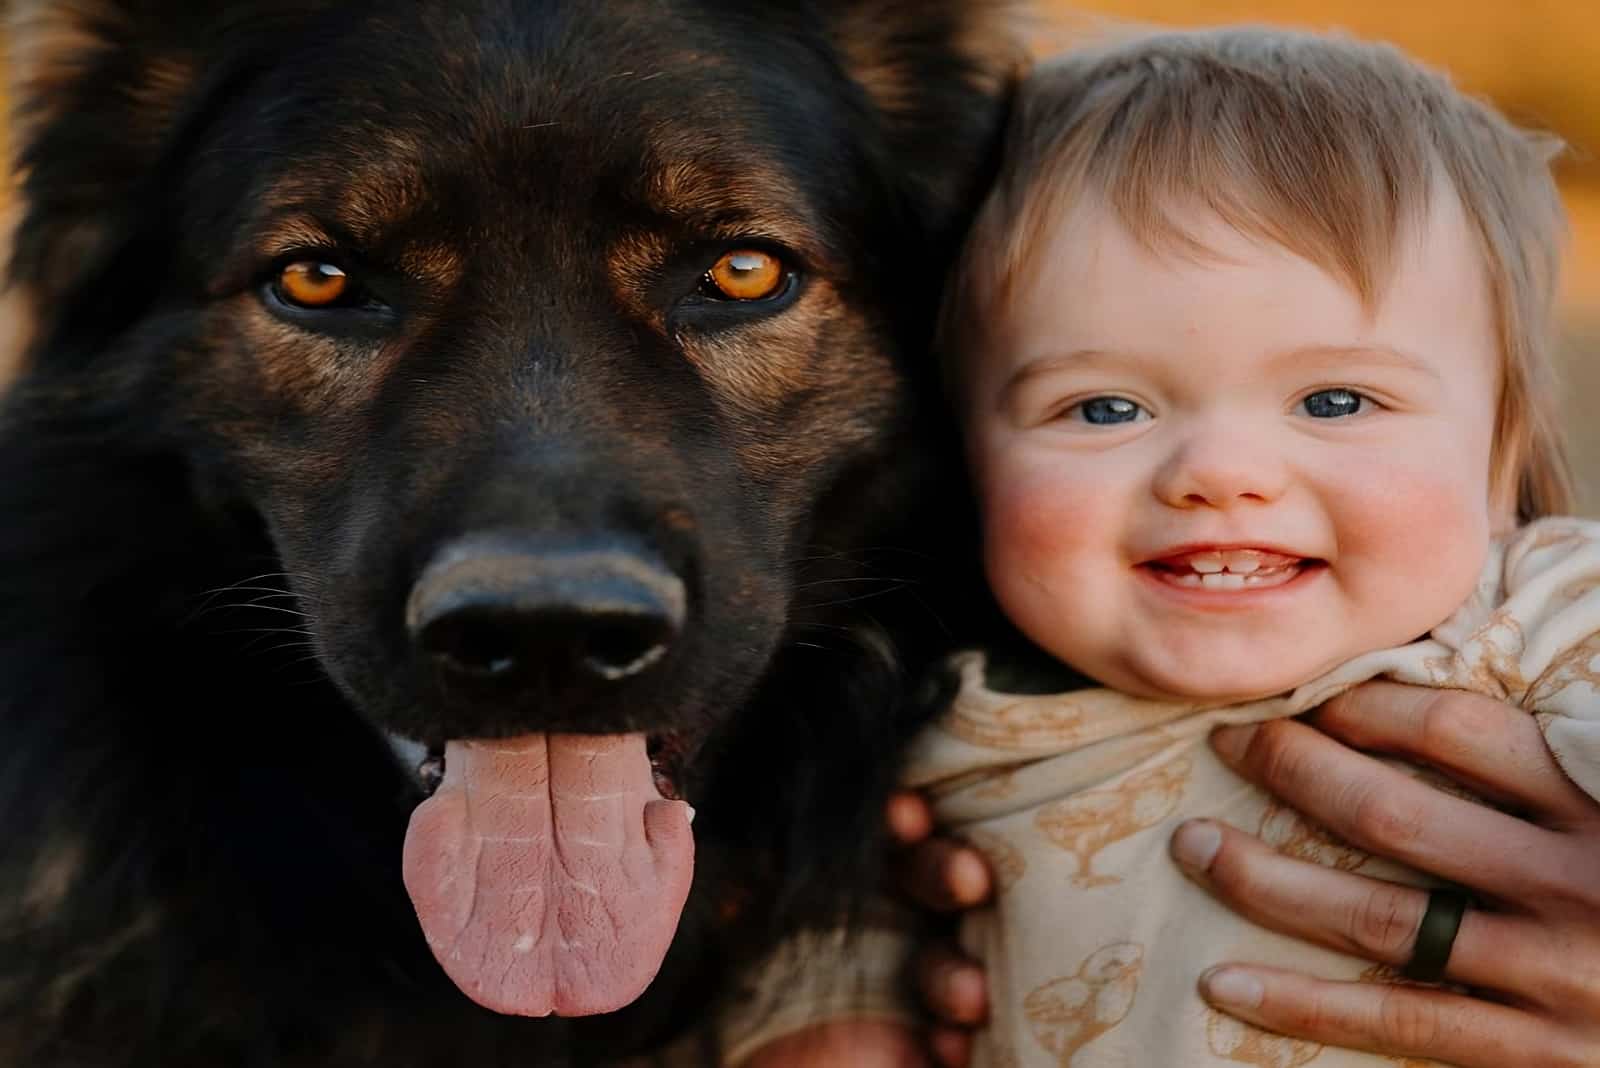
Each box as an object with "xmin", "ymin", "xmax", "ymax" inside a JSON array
[{"xmin": 10, "ymin": 0, "xmax": 1015, "ymax": 1021}]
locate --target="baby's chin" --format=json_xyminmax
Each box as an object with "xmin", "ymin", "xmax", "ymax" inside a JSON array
[{"xmin": 1095, "ymin": 653, "xmax": 1346, "ymax": 706}]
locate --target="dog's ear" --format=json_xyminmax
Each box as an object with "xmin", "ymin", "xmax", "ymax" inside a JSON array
[
  {"xmin": 824, "ymin": 0, "xmax": 1029, "ymax": 239},
  {"xmin": 5, "ymin": 2, "xmax": 329, "ymax": 315},
  {"xmin": 8, "ymin": 2, "xmax": 201, "ymax": 305}
]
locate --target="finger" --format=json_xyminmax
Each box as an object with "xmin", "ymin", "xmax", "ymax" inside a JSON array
[
  {"xmin": 886, "ymin": 790, "xmax": 934, "ymax": 845},
  {"xmin": 1312, "ymin": 683, "xmax": 1596, "ymax": 824},
  {"xmin": 1210, "ymin": 719, "xmax": 1592, "ymax": 904},
  {"xmin": 928, "ymin": 1027, "xmax": 973, "ymax": 1068},
  {"xmin": 739, "ymin": 1019, "xmax": 929, "ymax": 1068},
  {"xmin": 893, "ymin": 838, "xmax": 993, "ymax": 913},
  {"xmin": 914, "ymin": 944, "xmax": 989, "ymax": 1027},
  {"xmin": 1199, "ymin": 965, "xmax": 1592, "ymax": 1068},
  {"xmin": 1171, "ymin": 819, "xmax": 1542, "ymax": 998}
]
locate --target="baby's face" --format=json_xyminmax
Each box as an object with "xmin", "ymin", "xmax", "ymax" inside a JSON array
[{"xmin": 964, "ymin": 192, "xmax": 1501, "ymax": 702}]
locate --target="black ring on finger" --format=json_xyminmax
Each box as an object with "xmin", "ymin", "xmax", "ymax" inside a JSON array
[{"xmin": 1401, "ymin": 888, "xmax": 1470, "ymax": 983}]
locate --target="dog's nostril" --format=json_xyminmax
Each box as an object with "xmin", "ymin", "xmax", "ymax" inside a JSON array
[
  {"xmin": 420, "ymin": 613, "xmax": 523, "ymax": 679},
  {"xmin": 420, "ymin": 607, "xmax": 673, "ymax": 684},
  {"xmin": 406, "ymin": 541, "xmax": 687, "ymax": 700},
  {"xmin": 580, "ymin": 619, "xmax": 671, "ymax": 681}
]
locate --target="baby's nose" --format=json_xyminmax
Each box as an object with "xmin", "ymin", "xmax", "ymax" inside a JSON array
[{"xmin": 1151, "ymin": 428, "xmax": 1289, "ymax": 509}]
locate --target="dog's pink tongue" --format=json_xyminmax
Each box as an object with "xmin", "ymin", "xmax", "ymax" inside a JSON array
[{"xmin": 402, "ymin": 733, "xmax": 694, "ymax": 1017}]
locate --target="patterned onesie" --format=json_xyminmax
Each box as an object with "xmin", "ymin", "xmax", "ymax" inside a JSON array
[{"xmin": 714, "ymin": 517, "xmax": 1600, "ymax": 1068}]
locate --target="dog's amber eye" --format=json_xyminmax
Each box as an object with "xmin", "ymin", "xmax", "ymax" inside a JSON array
[
  {"xmin": 276, "ymin": 261, "xmax": 350, "ymax": 308},
  {"xmin": 705, "ymin": 250, "xmax": 785, "ymax": 301}
]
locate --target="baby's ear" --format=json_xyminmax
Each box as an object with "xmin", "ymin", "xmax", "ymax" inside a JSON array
[{"xmin": 823, "ymin": 0, "xmax": 1031, "ymax": 241}]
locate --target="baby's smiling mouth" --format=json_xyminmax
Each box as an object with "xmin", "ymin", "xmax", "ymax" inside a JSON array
[{"xmin": 1142, "ymin": 548, "xmax": 1325, "ymax": 590}]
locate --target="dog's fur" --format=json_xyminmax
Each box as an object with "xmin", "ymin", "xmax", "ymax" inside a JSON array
[{"xmin": 0, "ymin": 2, "xmax": 1018, "ymax": 1065}]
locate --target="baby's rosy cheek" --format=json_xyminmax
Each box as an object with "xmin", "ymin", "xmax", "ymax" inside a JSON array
[
  {"xmin": 1346, "ymin": 465, "xmax": 1487, "ymax": 556},
  {"xmin": 983, "ymin": 471, "xmax": 1104, "ymax": 573},
  {"xmin": 1337, "ymin": 467, "xmax": 1491, "ymax": 621}
]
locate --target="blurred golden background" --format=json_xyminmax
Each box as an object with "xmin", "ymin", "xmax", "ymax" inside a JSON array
[{"xmin": 1, "ymin": 4, "xmax": 1596, "ymax": 508}]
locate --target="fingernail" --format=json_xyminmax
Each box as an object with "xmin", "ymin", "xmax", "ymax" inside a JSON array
[
  {"xmin": 944, "ymin": 962, "xmax": 980, "ymax": 1002},
  {"xmin": 1210, "ymin": 724, "xmax": 1254, "ymax": 765},
  {"xmin": 946, "ymin": 848, "xmax": 988, "ymax": 902},
  {"xmin": 939, "ymin": 962, "xmax": 985, "ymax": 1021},
  {"xmin": 1201, "ymin": 967, "xmax": 1264, "ymax": 1010},
  {"xmin": 1171, "ymin": 820, "xmax": 1222, "ymax": 872}
]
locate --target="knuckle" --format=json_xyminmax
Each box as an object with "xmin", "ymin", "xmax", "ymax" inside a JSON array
[
  {"xmin": 1315, "ymin": 683, "xmax": 1386, "ymax": 741},
  {"xmin": 1201, "ymin": 836, "xmax": 1265, "ymax": 899},
  {"xmin": 1346, "ymin": 883, "xmax": 1419, "ymax": 960},
  {"xmin": 1292, "ymin": 987, "xmax": 1355, "ymax": 1038},
  {"xmin": 1376, "ymin": 989, "xmax": 1440, "ymax": 1052},
  {"xmin": 1245, "ymin": 720, "xmax": 1310, "ymax": 789},
  {"xmin": 1417, "ymin": 691, "xmax": 1477, "ymax": 755},
  {"xmin": 1544, "ymin": 951, "xmax": 1600, "ymax": 1011},
  {"xmin": 1542, "ymin": 854, "xmax": 1600, "ymax": 914},
  {"xmin": 1530, "ymin": 1040, "xmax": 1594, "ymax": 1068},
  {"xmin": 1348, "ymin": 786, "xmax": 1425, "ymax": 850}
]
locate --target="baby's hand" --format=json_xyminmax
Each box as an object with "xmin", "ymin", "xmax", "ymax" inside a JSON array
[{"xmin": 739, "ymin": 1018, "xmax": 928, "ymax": 1068}]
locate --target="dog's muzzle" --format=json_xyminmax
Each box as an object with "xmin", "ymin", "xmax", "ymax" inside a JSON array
[{"xmin": 406, "ymin": 536, "xmax": 686, "ymax": 716}]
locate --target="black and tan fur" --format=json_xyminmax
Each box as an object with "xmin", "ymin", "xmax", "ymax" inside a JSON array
[{"xmin": 0, "ymin": 2, "xmax": 1019, "ymax": 1064}]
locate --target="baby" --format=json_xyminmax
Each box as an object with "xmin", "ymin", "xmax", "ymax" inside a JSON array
[{"xmin": 725, "ymin": 24, "xmax": 1600, "ymax": 1068}]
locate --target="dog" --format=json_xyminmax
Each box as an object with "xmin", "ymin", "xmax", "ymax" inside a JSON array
[{"xmin": 0, "ymin": 1, "xmax": 1019, "ymax": 1064}]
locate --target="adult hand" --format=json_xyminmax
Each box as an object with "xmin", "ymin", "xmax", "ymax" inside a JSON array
[
  {"xmin": 1173, "ymin": 682, "xmax": 1600, "ymax": 1067},
  {"xmin": 885, "ymin": 792, "xmax": 991, "ymax": 1068},
  {"xmin": 895, "ymin": 682, "xmax": 1600, "ymax": 1067},
  {"xmin": 737, "ymin": 796, "xmax": 987, "ymax": 1068}
]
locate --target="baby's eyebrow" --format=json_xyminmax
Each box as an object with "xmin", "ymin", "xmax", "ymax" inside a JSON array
[
  {"xmin": 1274, "ymin": 343, "xmax": 1444, "ymax": 380},
  {"xmin": 996, "ymin": 347, "xmax": 1164, "ymax": 418},
  {"xmin": 998, "ymin": 342, "xmax": 1443, "ymax": 408},
  {"xmin": 1001, "ymin": 347, "xmax": 1151, "ymax": 392}
]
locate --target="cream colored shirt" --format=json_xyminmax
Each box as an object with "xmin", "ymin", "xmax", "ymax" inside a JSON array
[{"xmin": 716, "ymin": 517, "xmax": 1600, "ymax": 1068}]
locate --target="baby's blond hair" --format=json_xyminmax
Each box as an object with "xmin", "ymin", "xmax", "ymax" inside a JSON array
[{"xmin": 941, "ymin": 26, "xmax": 1573, "ymax": 521}]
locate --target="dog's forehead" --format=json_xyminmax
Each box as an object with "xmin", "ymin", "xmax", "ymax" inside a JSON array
[{"xmin": 223, "ymin": 2, "xmax": 855, "ymax": 262}]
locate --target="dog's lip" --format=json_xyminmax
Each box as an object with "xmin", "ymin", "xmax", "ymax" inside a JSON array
[
  {"xmin": 383, "ymin": 730, "xmax": 432, "ymax": 784},
  {"xmin": 383, "ymin": 728, "xmax": 694, "ymax": 801}
]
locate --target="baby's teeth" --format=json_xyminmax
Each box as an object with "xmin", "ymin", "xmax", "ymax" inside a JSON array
[
  {"xmin": 1190, "ymin": 556, "xmax": 1225, "ymax": 574},
  {"xmin": 1224, "ymin": 557, "xmax": 1261, "ymax": 574},
  {"xmin": 1200, "ymin": 572, "xmax": 1247, "ymax": 590}
]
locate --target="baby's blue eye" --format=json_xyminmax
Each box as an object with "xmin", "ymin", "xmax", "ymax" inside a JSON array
[
  {"xmin": 1302, "ymin": 388, "xmax": 1366, "ymax": 419},
  {"xmin": 1070, "ymin": 396, "xmax": 1149, "ymax": 426}
]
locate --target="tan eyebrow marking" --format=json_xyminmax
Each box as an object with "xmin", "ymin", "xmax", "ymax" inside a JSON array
[
  {"xmin": 258, "ymin": 219, "xmax": 340, "ymax": 261},
  {"xmin": 645, "ymin": 158, "xmax": 825, "ymax": 263}
]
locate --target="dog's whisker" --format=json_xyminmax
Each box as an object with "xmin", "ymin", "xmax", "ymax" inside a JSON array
[
  {"xmin": 204, "ymin": 586, "xmax": 302, "ymax": 599},
  {"xmin": 187, "ymin": 574, "xmax": 310, "ymax": 621},
  {"xmin": 227, "ymin": 603, "xmax": 313, "ymax": 620},
  {"xmin": 796, "ymin": 585, "xmax": 914, "ymax": 611},
  {"xmin": 221, "ymin": 626, "xmax": 316, "ymax": 639},
  {"xmin": 791, "ymin": 577, "xmax": 913, "ymax": 592}
]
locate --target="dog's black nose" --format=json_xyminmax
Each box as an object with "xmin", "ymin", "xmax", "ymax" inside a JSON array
[{"xmin": 406, "ymin": 540, "xmax": 686, "ymax": 700}]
